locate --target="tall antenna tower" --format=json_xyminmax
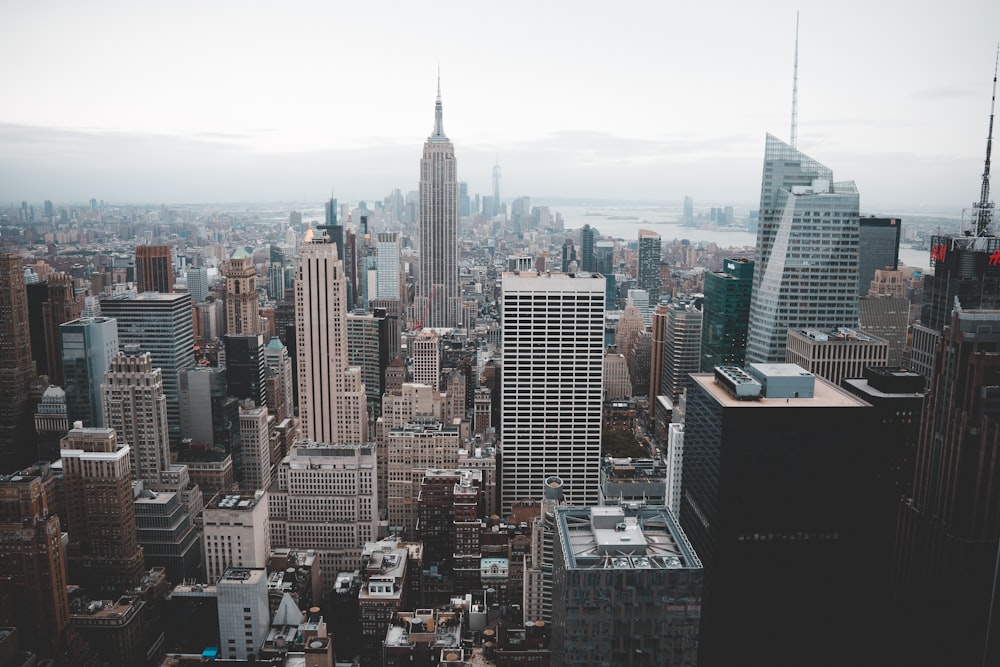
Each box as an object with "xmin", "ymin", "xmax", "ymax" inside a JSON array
[
  {"xmin": 790, "ymin": 12, "xmax": 800, "ymax": 149},
  {"xmin": 974, "ymin": 47, "xmax": 998, "ymax": 237}
]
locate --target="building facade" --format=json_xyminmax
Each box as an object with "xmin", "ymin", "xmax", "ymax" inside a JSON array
[
  {"xmin": 700, "ymin": 258, "xmax": 753, "ymax": 372},
  {"xmin": 61, "ymin": 317, "xmax": 119, "ymax": 428},
  {"xmin": 101, "ymin": 351, "xmax": 170, "ymax": 483},
  {"xmin": 501, "ymin": 272, "xmax": 605, "ymax": 512}
]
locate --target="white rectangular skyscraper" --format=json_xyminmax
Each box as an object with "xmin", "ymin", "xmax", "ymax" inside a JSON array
[{"xmin": 500, "ymin": 271, "xmax": 605, "ymax": 512}]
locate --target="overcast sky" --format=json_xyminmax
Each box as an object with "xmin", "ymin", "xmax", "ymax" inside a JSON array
[{"xmin": 2, "ymin": 1, "xmax": 999, "ymax": 212}]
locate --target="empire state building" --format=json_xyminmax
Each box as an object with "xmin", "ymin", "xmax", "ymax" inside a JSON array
[{"xmin": 416, "ymin": 81, "xmax": 460, "ymax": 329}]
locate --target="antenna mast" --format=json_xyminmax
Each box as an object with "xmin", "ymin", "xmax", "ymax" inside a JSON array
[
  {"xmin": 790, "ymin": 12, "xmax": 799, "ymax": 149},
  {"xmin": 974, "ymin": 46, "xmax": 998, "ymax": 237}
]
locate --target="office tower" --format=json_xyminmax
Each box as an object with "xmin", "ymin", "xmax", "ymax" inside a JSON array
[
  {"xmin": 746, "ymin": 134, "xmax": 860, "ymax": 363},
  {"xmin": 626, "ymin": 330, "xmax": 651, "ymax": 398},
  {"xmin": 500, "ymin": 272, "xmax": 604, "ymax": 512},
  {"xmin": 376, "ymin": 231, "xmax": 401, "ymax": 300},
  {"xmin": 34, "ymin": 385, "xmax": 69, "ymax": 462},
  {"xmin": 784, "ymin": 327, "xmax": 889, "ymax": 385},
  {"xmin": 263, "ymin": 337, "xmax": 295, "ymax": 424},
  {"xmin": 345, "ymin": 227, "xmax": 359, "ymax": 313},
  {"xmin": 683, "ymin": 196, "xmax": 694, "ymax": 225},
  {"xmin": 701, "ymin": 258, "xmax": 754, "ymax": 371},
  {"xmin": 580, "ymin": 224, "xmax": 595, "ymax": 272},
  {"xmin": 203, "ymin": 491, "xmax": 270, "ymax": 583},
  {"xmin": 550, "ymin": 505, "xmax": 702, "ymax": 667},
  {"xmin": 0, "ymin": 464, "xmax": 71, "ymax": 658},
  {"xmin": 239, "ymin": 405, "xmax": 273, "ymax": 492},
  {"xmin": 385, "ymin": 419, "xmax": 464, "ymax": 535},
  {"xmin": 101, "ymin": 351, "xmax": 170, "ymax": 483},
  {"xmin": 217, "ymin": 567, "xmax": 270, "ymax": 660},
  {"xmin": 661, "ymin": 297, "xmax": 702, "ymax": 402},
  {"xmin": 627, "ymin": 288, "xmax": 652, "ymax": 327},
  {"xmin": 603, "ymin": 352, "xmax": 631, "ymax": 400},
  {"xmin": 61, "ymin": 317, "xmax": 119, "ymax": 428},
  {"xmin": 680, "ymin": 365, "xmax": 878, "ymax": 666},
  {"xmin": 416, "ymin": 82, "xmax": 460, "ymax": 329},
  {"xmin": 26, "ymin": 272, "xmax": 80, "ymax": 385},
  {"xmin": 858, "ymin": 217, "xmax": 901, "ymax": 296},
  {"xmin": 523, "ymin": 476, "xmax": 566, "ymax": 623},
  {"xmin": 458, "ymin": 181, "xmax": 471, "ymax": 217},
  {"xmin": 295, "ymin": 233, "xmax": 368, "ymax": 443},
  {"xmin": 61, "ymin": 427, "xmax": 145, "ymax": 595},
  {"xmin": 100, "ymin": 292, "xmax": 195, "ymax": 444},
  {"xmin": 224, "ymin": 334, "xmax": 266, "ymax": 406},
  {"xmin": 412, "ymin": 329, "xmax": 441, "ymax": 388},
  {"xmin": 492, "ymin": 161, "xmax": 502, "ymax": 218},
  {"xmin": 417, "ymin": 469, "xmax": 483, "ymax": 593},
  {"xmin": 858, "ymin": 295, "xmax": 910, "ymax": 367},
  {"xmin": 893, "ymin": 310, "xmax": 1000, "ymax": 665},
  {"xmin": 135, "ymin": 245, "xmax": 174, "ymax": 294},
  {"xmin": 225, "ymin": 247, "xmax": 260, "ymax": 335},
  {"xmin": 180, "ymin": 367, "xmax": 242, "ymax": 477},
  {"xmin": 561, "ymin": 238, "xmax": 578, "ymax": 272},
  {"xmin": 649, "ymin": 302, "xmax": 668, "ymax": 414},
  {"xmin": 269, "ymin": 442, "xmax": 379, "ymax": 589},
  {"xmin": 134, "ymin": 485, "xmax": 201, "ymax": 584},
  {"xmin": 385, "ymin": 357, "xmax": 406, "ymax": 396},
  {"xmin": 186, "ymin": 266, "xmax": 209, "ymax": 304},
  {"xmin": 637, "ymin": 229, "xmax": 662, "ymax": 303},
  {"xmin": 0, "ymin": 253, "xmax": 35, "ymax": 473},
  {"xmin": 346, "ymin": 311, "xmax": 390, "ymax": 416}
]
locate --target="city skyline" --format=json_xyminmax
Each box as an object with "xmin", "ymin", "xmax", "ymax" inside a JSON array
[{"xmin": 1, "ymin": 2, "xmax": 999, "ymax": 210}]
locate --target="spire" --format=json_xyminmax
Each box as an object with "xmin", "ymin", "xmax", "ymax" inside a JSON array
[
  {"xmin": 431, "ymin": 70, "xmax": 447, "ymax": 140},
  {"xmin": 974, "ymin": 46, "xmax": 998, "ymax": 237},
  {"xmin": 790, "ymin": 12, "xmax": 800, "ymax": 149}
]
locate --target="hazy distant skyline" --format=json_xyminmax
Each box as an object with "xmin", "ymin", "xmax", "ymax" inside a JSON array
[{"xmin": 2, "ymin": 1, "xmax": 999, "ymax": 212}]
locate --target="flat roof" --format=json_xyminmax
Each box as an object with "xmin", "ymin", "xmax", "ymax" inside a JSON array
[{"xmin": 691, "ymin": 373, "xmax": 869, "ymax": 408}]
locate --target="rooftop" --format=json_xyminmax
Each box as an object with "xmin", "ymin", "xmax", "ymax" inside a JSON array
[
  {"xmin": 691, "ymin": 372, "xmax": 869, "ymax": 409},
  {"xmin": 384, "ymin": 609, "xmax": 463, "ymax": 649}
]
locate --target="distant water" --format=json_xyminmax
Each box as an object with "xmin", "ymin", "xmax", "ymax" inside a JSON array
[{"xmin": 552, "ymin": 204, "xmax": 928, "ymax": 273}]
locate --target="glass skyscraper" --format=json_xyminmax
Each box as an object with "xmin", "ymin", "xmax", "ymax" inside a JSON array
[{"xmin": 746, "ymin": 134, "xmax": 860, "ymax": 363}]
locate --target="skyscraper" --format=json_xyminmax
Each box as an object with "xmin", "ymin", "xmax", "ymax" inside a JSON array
[
  {"xmin": 223, "ymin": 333, "xmax": 267, "ymax": 406},
  {"xmin": 0, "ymin": 253, "xmax": 37, "ymax": 472},
  {"xmin": 61, "ymin": 317, "xmax": 119, "ymax": 428},
  {"xmin": 858, "ymin": 216, "xmax": 901, "ymax": 296},
  {"xmin": 186, "ymin": 266, "xmax": 209, "ymax": 304},
  {"xmin": 580, "ymin": 224, "xmax": 595, "ymax": 272},
  {"xmin": 416, "ymin": 80, "xmax": 460, "ymax": 328},
  {"xmin": 101, "ymin": 351, "xmax": 170, "ymax": 484},
  {"xmin": 500, "ymin": 272, "xmax": 605, "ymax": 512},
  {"xmin": 295, "ymin": 233, "xmax": 368, "ymax": 443},
  {"xmin": 492, "ymin": 159, "xmax": 502, "ymax": 218},
  {"xmin": 135, "ymin": 245, "xmax": 174, "ymax": 294},
  {"xmin": 745, "ymin": 134, "xmax": 860, "ymax": 363},
  {"xmin": 637, "ymin": 229, "xmax": 662, "ymax": 303},
  {"xmin": 26, "ymin": 272, "xmax": 80, "ymax": 385},
  {"xmin": 61, "ymin": 426, "xmax": 145, "ymax": 596},
  {"xmin": 700, "ymin": 258, "xmax": 754, "ymax": 371},
  {"xmin": 225, "ymin": 247, "xmax": 260, "ymax": 335},
  {"xmin": 661, "ymin": 297, "xmax": 703, "ymax": 402},
  {"xmin": 376, "ymin": 231, "xmax": 401, "ymax": 300},
  {"xmin": 680, "ymin": 365, "xmax": 879, "ymax": 666},
  {"xmin": 100, "ymin": 292, "xmax": 195, "ymax": 444}
]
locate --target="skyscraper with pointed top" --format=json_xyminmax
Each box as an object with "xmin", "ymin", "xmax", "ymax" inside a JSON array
[{"xmin": 416, "ymin": 77, "xmax": 460, "ymax": 329}]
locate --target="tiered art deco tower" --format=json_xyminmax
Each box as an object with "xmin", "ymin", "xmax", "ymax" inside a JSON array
[{"xmin": 416, "ymin": 79, "xmax": 460, "ymax": 329}]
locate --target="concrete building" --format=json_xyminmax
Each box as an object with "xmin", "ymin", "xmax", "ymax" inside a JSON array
[
  {"xmin": 33, "ymin": 385, "xmax": 69, "ymax": 462},
  {"xmin": 295, "ymin": 232, "xmax": 368, "ymax": 443},
  {"xmin": 263, "ymin": 336, "xmax": 295, "ymax": 424},
  {"xmin": 203, "ymin": 491, "xmax": 270, "ymax": 584},
  {"xmin": 785, "ymin": 327, "xmax": 889, "ymax": 386},
  {"xmin": 225, "ymin": 247, "xmax": 261, "ymax": 335},
  {"xmin": 180, "ymin": 367, "xmax": 241, "ymax": 478},
  {"xmin": 501, "ymin": 272, "xmax": 605, "ymax": 511},
  {"xmin": 603, "ymin": 352, "xmax": 631, "ymax": 401},
  {"xmin": 134, "ymin": 485, "xmax": 202, "ymax": 584},
  {"xmin": 412, "ymin": 329, "xmax": 441, "ymax": 388},
  {"xmin": 239, "ymin": 405, "xmax": 273, "ymax": 492},
  {"xmin": 101, "ymin": 351, "xmax": 170, "ymax": 483},
  {"xmin": 858, "ymin": 296, "xmax": 911, "ymax": 368},
  {"xmin": 551, "ymin": 505, "xmax": 702, "ymax": 667},
  {"xmin": 598, "ymin": 457, "xmax": 668, "ymax": 508},
  {"xmin": 358, "ymin": 538, "xmax": 411, "ymax": 667},
  {"xmin": 376, "ymin": 231, "xmax": 401, "ymax": 301},
  {"xmin": 661, "ymin": 297, "xmax": 702, "ymax": 402},
  {"xmin": 268, "ymin": 442, "xmax": 378, "ymax": 589},
  {"xmin": 216, "ymin": 567, "xmax": 270, "ymax": 660},
  {"xmin": 61, "ymin": 426, "xmax": 145, "ymax": 596}
]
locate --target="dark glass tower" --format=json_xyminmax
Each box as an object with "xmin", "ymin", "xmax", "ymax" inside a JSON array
[
  {"xmin": 580, "ymin": 224, "xmax": 595, "ymax": 272},
  {"xmin": 700, "ymin": 258, "xmax": 754, "ymax": 371},
  {"xmin": 637, "ymin": 229, "xmax": 662, "ymax": 303},
  {"xmin": 680, "ymin": 365, "xmax": 879, "ymax": 666},
  {"xmin": 223, "ymin": 333, "xmax": 266, "ymax": 406},
  {"xmin": 858, "ymin": 216, "xmax": 901, "ymax": 296}
]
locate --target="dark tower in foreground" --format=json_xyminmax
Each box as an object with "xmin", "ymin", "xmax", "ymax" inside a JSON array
[{"xmin": 0, "ymin": 253, "xmax": 35, "ymax": 472}]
